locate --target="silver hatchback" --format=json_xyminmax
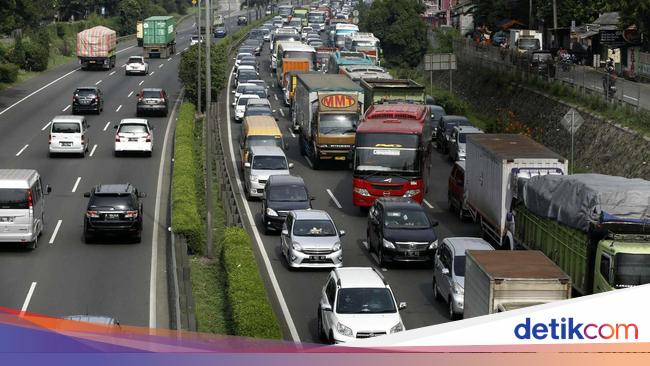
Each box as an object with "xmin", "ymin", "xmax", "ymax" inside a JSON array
[{"xmin": 281, "ymin": 210, "xmax": 344, "ymax": 269}]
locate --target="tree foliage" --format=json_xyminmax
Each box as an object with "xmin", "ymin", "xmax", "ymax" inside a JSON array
[
  {"xmin": 359, "ymin": 0, "xmax": 428, "ymax": 67},
  {"xmin": 618, "ymin": 0, "xmax": 650, "ymax": 50}
]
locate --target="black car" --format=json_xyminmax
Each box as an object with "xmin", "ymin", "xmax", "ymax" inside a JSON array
[
  {"xmin": 83, "ymin": 184, "xmax": 146, "ymax": 243},
  {"xmin": 243, "ymin": 39, "xmax": 263, "ymax": 55},
  {"xmin": 366, "ymin": 197, "xmax": 438, "ymax": 266},
  {"xmin": 72, "ymin": 87, "xmax": 104, "ymax": 114},
  {"xmin": 136, "ymin": 88, "xmax": 169, "ymax": 116},
  {"xmin": 528, "ymin": 50, "xmax": 556, "ymax": 78},
  {"xmin": 435, "ymin": 115, "xmax": 472, "ymax": 153},
  {"xmin": 262, "ymin": 175, "xmax": 313, "ymax": 234},
  {"xmin": 235, "ymin": 70, "xmax": 259, "ymax": 87},
  {"xmin": 237, "ymin": 16, "xmax": 248, "ymax": 25}
]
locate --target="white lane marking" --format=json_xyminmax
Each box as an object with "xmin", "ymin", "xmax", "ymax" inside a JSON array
[
  {"xmin": 226, "ymin": 67, "xmax": 300, "ymax": 343},
  {"xmin": 326, "ymin": 189, "xmax": 342, "ymax": 209},
  {"xmin": 41, "ymin": 121, "xmax": 51, "ymax": 131},
  {"xmin": 139, "ymin": 80, "xmax": 144, "ymax": 86},
  {"xmin": 289, "ymin": 129, "xmax": 296, "ymax": 138},
  {"xmin": 423, "ymin": 199, "xmax": 434, "ymax": 209},
  {"xmin": 103, "ymin": 121, "xmax": 111, "ymax": 131},
  {"xmin": 0, "ymin": 68, "xmax": 79, "ymax": 116},
  {"xmin": 273, "ymin": 94, "xmax": 278, "ymax": 101},
  {"xmin": 116, "ymin": 105, "xmax": 122, "ymax": 112},
  {"xmin": 49, "ymin": 220, "xmax": 62, "ymax": 244},
  {"xmin": 279, "ymin": 109, "xmax": 285, "ymax": 117},
  {"xmin": 303, "ymin": 155, "xmax": 313, "ymax": 168},
  {"xmin": 62, "ymin": 104, "xmax": 71, "ymax": 112},
  {"xmin": 159, "ymin": 64, "xmax": 164, "ymax": 68},
  {"xmin": 192, "ymin": 22, "xmax": 196, "ymax": 27},
  {"xmin": 71, "ymin": 177, "xmax": 81, "ymax": 193},
  {"xmin": 624, "ymin": 95, "xmax": 639, "ymax": 101},
  {"xmin": 150, "ymin": 88, "xmax": 184, "ymax": 329},
  {"xmin": 150, "ymin": 71, "xmax": 155, "ymax": 76},
  {"xmin": 167, "ymin": 57, "xmax": 172, "ymax": 61},
  {"xmin": 20, "ymin": 282, "xmax": 37, "ymax": 314},
  {"xmin": 121, "ymin": 64, "xmax": 126, "ymax": 68},
  {"xmin": 109, "ymin": 71, "xmax": 116, "ymax": 76},
  {"xmin": 89, "ymin": 144, "xmax": 97, "ymax": 157},
  {"xmin": 95, "ymin": 79, "xmax": 103, "ymax": 85},
  {"xmin": 183, "ymin": 47, "xmax": 189, "ymax": 52},
  {"xmin": 128, "ymin": 91, "xmax": 134, "ymax": 98},
  {"xmin": 15, "ymin": 144, "xmax": 29, "ymax": 156},
  {"xmin": 116, "ymin": 45, "xmax": 135, "ymax": 54}
]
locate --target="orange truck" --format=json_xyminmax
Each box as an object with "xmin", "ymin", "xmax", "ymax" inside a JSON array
[{"xmin": 276, "ymin": 58, "xmax": 310, "ymax": 89}]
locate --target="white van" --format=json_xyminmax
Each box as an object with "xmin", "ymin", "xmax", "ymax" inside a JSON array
[
  {"xmin": 243, "ymin": 146, "xmax": 293, "ymax": 199},
  {"xmin": 0, "ymin": 170, "xmax": 51, "ymax": 249},
  {"xmin": 49, "ymin": 115, "xmax": 90, "ymax": 157}
]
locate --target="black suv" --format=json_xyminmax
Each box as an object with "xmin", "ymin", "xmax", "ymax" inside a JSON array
[
  {"xmin": 72, "ymin": 87, "xmax": 104, "ymax": 114},
  {"xmin": 366, "ymin": 197, "xmax": 438, "ymax": 266},
  {"xmin": 262, "ymin": 175, "xmax": 313, "ymax": 234},
  {"xmin": 83, "ymin": 184, "xmax": 146, "ymax": 243},
  {"xmin": 136, "ymin": 88, "xmax": 169, "ymax": 117},
  {"xmin": 435, "ymin": 116, "xmax": 472, "ymax": 153}
]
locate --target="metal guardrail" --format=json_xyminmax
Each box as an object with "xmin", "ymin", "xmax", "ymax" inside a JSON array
[{"xmin": 453, "ymin": 39, "xmax": 648, "ymax": 111}]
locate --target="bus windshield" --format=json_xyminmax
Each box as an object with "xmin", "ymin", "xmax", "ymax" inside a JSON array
[{"xmin": 355, "ymin": 133, "xmax": 421, "ymax": 173}]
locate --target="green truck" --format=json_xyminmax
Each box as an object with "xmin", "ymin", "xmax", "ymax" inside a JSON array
[
  {"xmin": 513, "ymin": 174, "xmax": 650, "ymax": 295},
  {"xmin": 143, "ymin": 16, "xmax": 176, "ymax": 58},
  {"xmin": 359, "ymin": 79, "xmax": 427, "ymax": 111}
]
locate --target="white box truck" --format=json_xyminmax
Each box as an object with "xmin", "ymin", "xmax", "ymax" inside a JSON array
[
  {"xmin": 464, "ymin": 250, "xmax": 571, "ymax": 318},
  {"xmin": 464, "ymin": 134, "xmax": 567, "ymax": 249}
]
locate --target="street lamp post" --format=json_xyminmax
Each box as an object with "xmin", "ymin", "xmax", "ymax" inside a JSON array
[{"xmin": 205, "ymin": 0, "xmax": 213, "ymax": 259}]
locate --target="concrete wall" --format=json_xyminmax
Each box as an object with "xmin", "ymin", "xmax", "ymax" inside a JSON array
[{"xmin": 430, "ymin": 60, "xmax": 650, "ymax": 179}]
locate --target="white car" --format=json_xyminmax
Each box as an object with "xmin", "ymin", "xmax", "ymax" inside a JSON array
[
  {"xmin": 243, "ymin": 145, "xmax": 293, "ymax": 199},
  {"xmin": 301, "ymin": 27, "xmax": 314, "ymax": 40},
  {"xmin": 234, "ymin": 52, "xmax": 254, "ymax": 69},
  {"xmin": 190, "ymin": 35, "xmax": 203, "ymax": 46},
  {"xmin": 318, "ymin": 267, "xmax": 406, "ymax": 344},
  {"xmin": 125, "ymin": 56, "xmax": 148, "ymax": 75},
  {"xmin": 232, "ymin": 94, "xmax": 260, "ymax": 122},
  {"xmin": 114, "ymin": 118, "xmax": 153, "ymax": 157}
]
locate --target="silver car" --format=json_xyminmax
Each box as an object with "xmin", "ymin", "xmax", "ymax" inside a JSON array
[
  {"xmin": 281, "ymin": 210, "xmax": 344, "ymax": 269},
  {"xmin": 432, "ymin": 237, "xmax": 494, "ymax": 320},
  {"xmin": 449, "ymin": 125, "xmax": 483, "ymax": 162}
]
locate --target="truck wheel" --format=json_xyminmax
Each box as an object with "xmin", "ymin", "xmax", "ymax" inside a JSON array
[
  {"xmin": 311, "ymin": 143, "xmax": 320, "ymax": 170},
  {"xmin": 298, "ymin": 136, "xmax": 305, "ymax": 156}
]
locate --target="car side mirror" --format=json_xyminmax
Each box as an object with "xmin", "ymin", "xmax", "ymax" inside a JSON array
[
  {"xmin": 232, "ymin": 102, "xmax": 236, "ymax": 107},
  {"xmin": 231, "ymin": 90, "xmax": 236, "ymax": 94},
  {"xmin": 281, "ymin": 228, "xmax": 289, "ymax": 236},
  {"xmin": 244, "ymin": 162, "xmax": 251, "ymax": 168},
  {"xmin": 339, "ymin": 230, "xmax": 346, "ymax": 237},
  {"xmin": 288, "ymin": 163, "xmax": 294, "ymax": 169},
  {"xmin": 441, "ymin": 267, "xmax": 450, "ymax": 276},
  {"xmin": 321, "ymin": 303, "xmax": 332, "ymax": 312},
  {"xmin": 399, "ymin": 302, "xmax": 407, "ymax": 310},
  {"xmin": 310, "ymin": 196, "xmax": 316, "ymax": 201},
  {"xmin": 275, "ymin": 117, "xmax": 279, "ymax": 122},
  {"xmin": 284, "ymin": 142, "xmax": 289, "ymax": 150},
  {"xmin": 139, "ymin": 192, "xmax": 147, "ymax": 198},
  {"xmin": 83, "ymin": 192, "xmax": 90, "ymax": 197},
  {"xmin": 45, "ymin": 185, "xmax": 52, "ymax": 195},
  {"xmin": 272, "ymin": 109, "xmax": 277, "ymax": 113}
]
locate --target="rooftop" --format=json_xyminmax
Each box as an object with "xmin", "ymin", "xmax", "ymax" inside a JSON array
[{"xmin": 335, "ymin": 267, "xmax": 387, "ymax": 289}]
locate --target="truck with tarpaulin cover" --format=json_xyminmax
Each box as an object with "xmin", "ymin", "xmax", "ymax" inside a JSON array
[
  {"xmin": 359, "ymin": 79, "xmax": 426, "ymax": 110},
  {"xmin": 143, "ymin": 16, "xmax": 176, "ymax": 59},
  {"xmin": 76, "ymin": 26, "xmax": 116, "ymax": 70}
]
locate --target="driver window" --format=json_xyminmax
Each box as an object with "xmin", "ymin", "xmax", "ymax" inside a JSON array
[{"xmin": 599, "ymin": 254, "xmax": 611, "ymax": 283}]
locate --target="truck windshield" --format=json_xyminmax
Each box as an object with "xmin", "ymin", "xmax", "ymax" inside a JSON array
[
  {"xmin": 353, "ymin": 41, "xmax": 378, "ymax": 48},
  {"xmin": 319, "ymin": 114, "xmax": 358, "ymax": 134},
  {"xmin": 614, "ymin": 253, "xmax": 650, "ymax": 288},
  {"xmin": 279, "ymin": 7, "xmax": 292, "ymax": 16},
  {"xmin": 518, "ymin": 38, "xmax": 540, "ymax": 51},
  {"xmin": 308, "ymin": 13, "xmax": 325, "ymax": 22}
]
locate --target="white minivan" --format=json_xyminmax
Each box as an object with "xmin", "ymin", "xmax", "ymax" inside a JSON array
[
  {"xmin": 49, "ymin": 115, "xmax": 90, "ymax": 157},
  {"xmin": 0, "ymin": 169, "xmax": 51, "ymax": 249},
  {"xmin": 243, "ymin": 146, "xmax": 293, "ymax": 199}
]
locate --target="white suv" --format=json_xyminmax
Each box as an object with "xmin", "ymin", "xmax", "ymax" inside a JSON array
[
  {"xmin": 125, "ymin": 56, "xmax": 148, "ymax": 75},
  {"xmin": 114, "ymin": 118, "xmax": 153, "ymax": 157},
  {"xmin": 317, "ymin": 267, "xmax": 406, "ymax": 344}
]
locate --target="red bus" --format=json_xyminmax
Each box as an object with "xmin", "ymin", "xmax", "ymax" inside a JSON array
[{"xmin": 352, "ymin": 104, "xmax": 432, "ymax": 207}]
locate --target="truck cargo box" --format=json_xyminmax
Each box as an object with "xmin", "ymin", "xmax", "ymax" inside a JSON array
[
  {"xmin": 143, "ymin": 16, "xmax": 176, "ymax": 46},
  {"xmin": 76, "ymin": 26, "xmax": 116, "ymax": 58},
  {"xmin": 360, "ymin": 78, "xmax": 425, "ymax": 108}
]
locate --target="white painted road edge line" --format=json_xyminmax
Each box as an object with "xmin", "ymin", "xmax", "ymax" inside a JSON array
[
  {"xmin": 167, "ymin": 57, "xmax": 172, "ymax": 61},
  {"xmin": 103, "ymin": 122, "xmax": 111, "ymax": 131},
  {"xmin": 128, "ymin": 91, "xmax": 134, "ymax": 98},
  {"xmin": 0, "ymin": 68, "xmax": 79, "ymax": 116},
  {"xmin": 62, "ymin": 105, "xmax": 71, "ymax": 112},
  {"xmin": 109, "ymin": 71, "xmax": 116, "ymax": 76},
  {"xmin": 49, "ymin": 220, "xmax": 62, "ymax": 244},
  {"xmin": 41, "ymin": 122, "xmax": 51, "ymax": 131},
  {"xmin": 150, "ymin": 88, "xmax": 184, "ymax": 329},
  {"xmin": 89, "ymin": 144, "xmax": 97, "ymax": 157},
  {"xmin": 95, "ymin": 79, "xmax": 103, "ymax": 85},
  {"xmin": 326, "ymin": 189, "xmax": 343, "ymax": 209},
  {"xmin": 71, "ymin": 177, "xmax": 81, "ymax": 193},
  {"xmin": 624, "ymin": 95, "xmax": 639, "ymax": 101},
  {"xmin": 226, "ymin": 66, "xmax": 300, "ymax": 344},
  {"xmin": 423, "ymin": 199, "xmax": 434, "ymax": 209},
  {"xmin": 116, "ymin": 45, "xmax": 135, "ymax": 54},
  {"xmin": 183, "ymin": 47, "xmax": 189, "ymax": 52},
  {"xmin": 279, "ymin": 109, "xmax": 285, "ymax": 117},
  {"xmin": 116, "ymin": 105, "xmax": 122, "ymax": 112},
  {"xmin": 20, "ymin": 282, "xmax": 37, "ymax": 314},
  {"xmin": 15, "ymin": 144, "xmax": 29, "ymax": 156}
]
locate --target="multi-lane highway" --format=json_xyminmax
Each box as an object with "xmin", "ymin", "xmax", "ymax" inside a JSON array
[{"xmin": 220, "ymin": 31, "xmax": 482, "ymax": 343}]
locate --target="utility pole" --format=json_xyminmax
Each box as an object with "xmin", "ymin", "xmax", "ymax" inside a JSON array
[
  {"xmin": 552, "ymin": 0, "xmax": 558, "ymax": 47},
  {"xmin": 197, "ymin": 0, "xmax": 201, "ymax": 113},
  {"xmin": 205, "ymin": 0, "xmax": 213, "ymax": 259},
  {"xmin": 529, "ymin": 0, "xmax": 533, "ymax": 29}
]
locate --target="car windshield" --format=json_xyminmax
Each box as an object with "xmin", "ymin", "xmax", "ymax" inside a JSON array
[
  {"xmin": 128, "ymin": 57, "xmax": 143, "ymax": 64},
  {"xmin": 252, "ymin": 155, "xmax": 287, "ymax": 170},
  {"xmin": 246, "ymin": 89, "xmax": 267, "ymax": 98},
  {"xmin": 319, "ymin": 114, "xmax": 358, "ymax": 134},
  {"xmin": 238, "ymin": 97, "xmax": 256, "ymax": 106},
  {"xmin": 268, "ymin": 184, "xmax": 308, "ymax": 201},
  {"xmin": 0, "ymin": 189, "xmax": 29, "ymax": 209},
  {"xmin": 90, "ymin": 194, "xmax": 134, "ymax": 208},
  {"xmin": 383, "ymin": 209, "xmax": 430, "ymax": 229},
  {"xmin": 614, "ymin": 253, "xmax": 650, "ymax": 288},
  {"xmin": 458, "ymin": 133, "xmax": 467, "ymax": 143},
  {"xmin": 519, "ymin": 38, "xmax": 540, "ymax": 51},
  {"xmin": 119, "ymin": 124, "xmax": 148, "ymax": 134},
  {"xmin": 239, "ymin": 71, "xmax": 257, "ymax": 79},
  {"xmin": 336, "ymin": 288, "xmax": 396, "ymax": 314},
  {"xmin": 533, "ymin": 53, "xmax": 552, "ymax": 62},
  {"xmin": 245, "ymin": 107, "xmax": 272, "ymax": 116},
  {"xmin": 52, "ymin": 122, "xmax": 81, "ymax": 133},
  {"xmin": 246, "ymin": 135, "xmax": 282, "ymax": 149},
  {"xmin": 292, "ymin": 219, "xmax": 337, "ymax": 236},
  {"xmin": 75, "ymin": 89, "xmax": 96, "ymax": 96},
  {"xmin": 454, "ymin": 255, "xmax": 466, "ymax": 277},
  {"xmin": 143, "ymin": 90, "xmax": 162, "ymax": 98}
]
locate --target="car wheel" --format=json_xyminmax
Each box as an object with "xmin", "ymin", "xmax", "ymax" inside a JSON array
[
  {"xmin": 458, "ymin": 202, "xmax": 465, "ymax": 222},
  {"xmin": 133, "ymin": 232, "xmax": 142, "ymax": 243},
  {"xmin": 27, "ymin": 236, "xmax": 38, "ymax": 250},
  {"xmin": 114, "ymin": 151, "xmax": 120, "ymax": 157},
  {"xmin": 378, "ymin": 246, "xmax": 386, "ymax": 267},
  {"xmin": 448, "ymin": 298, "xmax": 458, "ymax": 320},
  {"xmin": 311, "ymin": 143, "xmax": 320, "ymax": 170},
  {"xmin": 447, "ymin": 193, "xmax": 454, "ymax": 212},
  {"xmin": 433, "ymin": 278, "xmax": 441, "ymax": 301},
  {"xmin": 146, "ymin": 150, "xmax": 152, "ymax": 157}
]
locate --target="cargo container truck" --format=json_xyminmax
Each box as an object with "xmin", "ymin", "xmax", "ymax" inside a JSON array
[
  {"xmin": 464, "ymin": 250, "xmax": 571, "ymax": 318},
  {"xmin": 359, "ymin": 79, "xmax": 426, "ymax": 109},
  {"xmin": 327, "ymin": 51, "xmax": 373, "ymax": 74},
  {"xmin": 293, "ymin": 74, "xmax": 364, "ymax": 169},
  {"xmin": 513, "ymin": 174, "xmax": 650, "ymax": 295},
  {"xmin": 76, "ymin": 26, "xmax": 116, "ymax": 70},
  {"xmin": 143, "ymin": 16, "xmax": 176, "ymax": 59}
]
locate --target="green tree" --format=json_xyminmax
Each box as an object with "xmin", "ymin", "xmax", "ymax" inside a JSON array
[
  {"xmin": 618, "ymin": 0, "xmax": 650, "ymax": 51},
  {"xmin": 0, "ymin": 0, "xmax": 17, "ymax": 34},
  {"xmin": 178, "ymin": 42, "xmax": 228, "ymax": 110},
  {"xmin": 360, "ymin": 0, "xmax": 429, "ymax": 67},
  {"xmin": 118, "ymin": 0, "xmax": 144, "ymax": 35}
]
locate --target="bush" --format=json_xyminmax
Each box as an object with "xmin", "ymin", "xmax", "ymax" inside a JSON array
[
  {"xmin": 10, "ymin": 36, "xmax": 25, "ymax": 67},
  {"xmin": 222, "ymin": 227, "xmax": 282, "ymax": 339},
  {"xmin": 171, "ymin": 103, "xmax": 204, "ymax": 253},
  {"xmin": 22, "ymin": 39, "xmax": 49, "ymax": 72},
  {"xmin": 0, "ymin": 63, "xmax": 19, "ymax": 83}
]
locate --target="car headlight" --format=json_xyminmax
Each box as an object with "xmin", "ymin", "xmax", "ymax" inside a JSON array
[
  {"xmin": 336, "ymin": 322, "xmax": 353, "ymax": 337},
  {"xmin": 390, "ymin": 322, "xmax": 404, "ymax": 333},
  {"xmin": 291, "ymin": 241, "xmax": 303, "ymax": 252},
  {"xmin": 353, "ymin": 187, "xmax": 371, "ymax": 196},
  {"xmin": 453, "ymin": 282, "xmax": 464, "ymax": 295},
  {"xmin": 428, "ymin": 240, "xmax": 438, "ymax": 250},
  {"xmin": 403, "ymin": 189, "xmax": 420, "ymax": 198},
  {"xmin": 249, "ymin": 175, "xmax": 258, "ymax": 182},
  {"xmin": 382, "ymin": 238, "xmax": 395, "ymax": 249},
  {"xmin": 332, "ymin": 241, "xmax": 341, "ymax": 252},
  {"xmin": 266, "ymin": 207, "xmax": 278, "ymax": 217}
]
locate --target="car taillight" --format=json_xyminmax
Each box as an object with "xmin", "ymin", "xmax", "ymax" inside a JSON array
[
  {"xmin": 27, "ymin": 189, "xmax": 33, "ymax": 209},
  {"xmin": 81, "ymin": 135, "xmax": 85, "ymax": 145},
  {"xmin": 138, "ymin": 97, "xmax": 143, "ymax": 102},
  {"xmin": 115, "ymin": 134, "xmax": 120, "ymax": 142},
  {"xmin": 86, "ymin": 210, "xmax": 99, "ymax": 218},
  {"xmin": 145, "ymin": 134, "xmax": 151, "ymax": 142},
  {"xmin": 125, "ymin": 210, "xmax": 139, "ymax": 218},
  {"xmin": 48, "ymin": 133, "xmax": 51, "ymax": 144}
]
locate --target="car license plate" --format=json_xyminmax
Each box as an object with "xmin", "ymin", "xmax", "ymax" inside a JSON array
[
  {"xmin": 105, "ymin": 213, "xmax": 120, "ymax": 220},
  {"xmin": 309, "ymin": 255, "xmax": 326, "ymax": 261},
  {"xmin": 406, "ymin": 251, "xmax": 419, "ymax": 257},
  {"xmin": 89, "ymin": 60, "xmax": 96, "ymax": 63},
  {"xmin": 335, "ymin": 156, "xmax": 346, "ymax": 161},
  {"xmin": 61, "ymin": 142, "xmax": 72, "ymax": 146},
  {"xmin": 129, "ymin": 138, "xmax": 138, "ymax": 142},
  {"xmin": 0, "ymin": 217, "xmax": 13, "ymax": 223}
]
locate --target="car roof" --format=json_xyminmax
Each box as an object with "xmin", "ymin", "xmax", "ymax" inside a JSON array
[
  {"xmin": 119, "ymin": 118, "xmax": 148, "ymax": 125},
  {"xmin": 52, "ymin": 115, "xmax": 85, "ymax": 123},
  {"xmin": 454, "ymin": 126, "xmax": 483, "ymax": 134},
  {"xmin": 442, "ymin": 115, "xmax": 470, "ymax": 122},
  {"xmin": 376, "ymin": 197, "xmax": 423, "ymax": 210},
  {"xmin": 292, "ymin": 209, "xmax": 331, "ymax": 220},
  {"xmin": 75, "ymin": 87, "xmax": 98, "ymax": 91},
  {"xmin": 94, "ymin": 184, "xmax": 134, "ymax": 194},
  {"xmin": 0, "ymin": 169, "xmax": 39, "ymax": 189},
  {"xmin": 247, "ymin": 98, "xmax": 271, "ymax": 106},
  {"xmin": 334, "ymin": 267, "xmax": 387, "ymax": 289},
  {"xmin": 249, "ymin": 145, "xmax": 286, "ymax": 156},
  {"xmin": 268, "ymin": 174, "xmax": 305, "ymax": 185},
  {"xmin": 142, "ymin": 87, "xmax": 163, "ymax": 92},
  {"xmin": 444, "ymin": 237, "xmax": 494, "ymax": 256}
]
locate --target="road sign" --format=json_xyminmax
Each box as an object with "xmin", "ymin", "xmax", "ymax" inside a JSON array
[
  {"xmin": 352, "ymin": 17, "xmax": 359, "ymax": 25},
  {"xmin": 561, "ymin": 108, "xmax": 584, "ymax": 134},
  {"xmin": 352, "ymin": 10, "xmax": 359, "ymax": 17},
  {"xmin": 424, "ymin": 53, "xmax": 457, "ymax": 71}
]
